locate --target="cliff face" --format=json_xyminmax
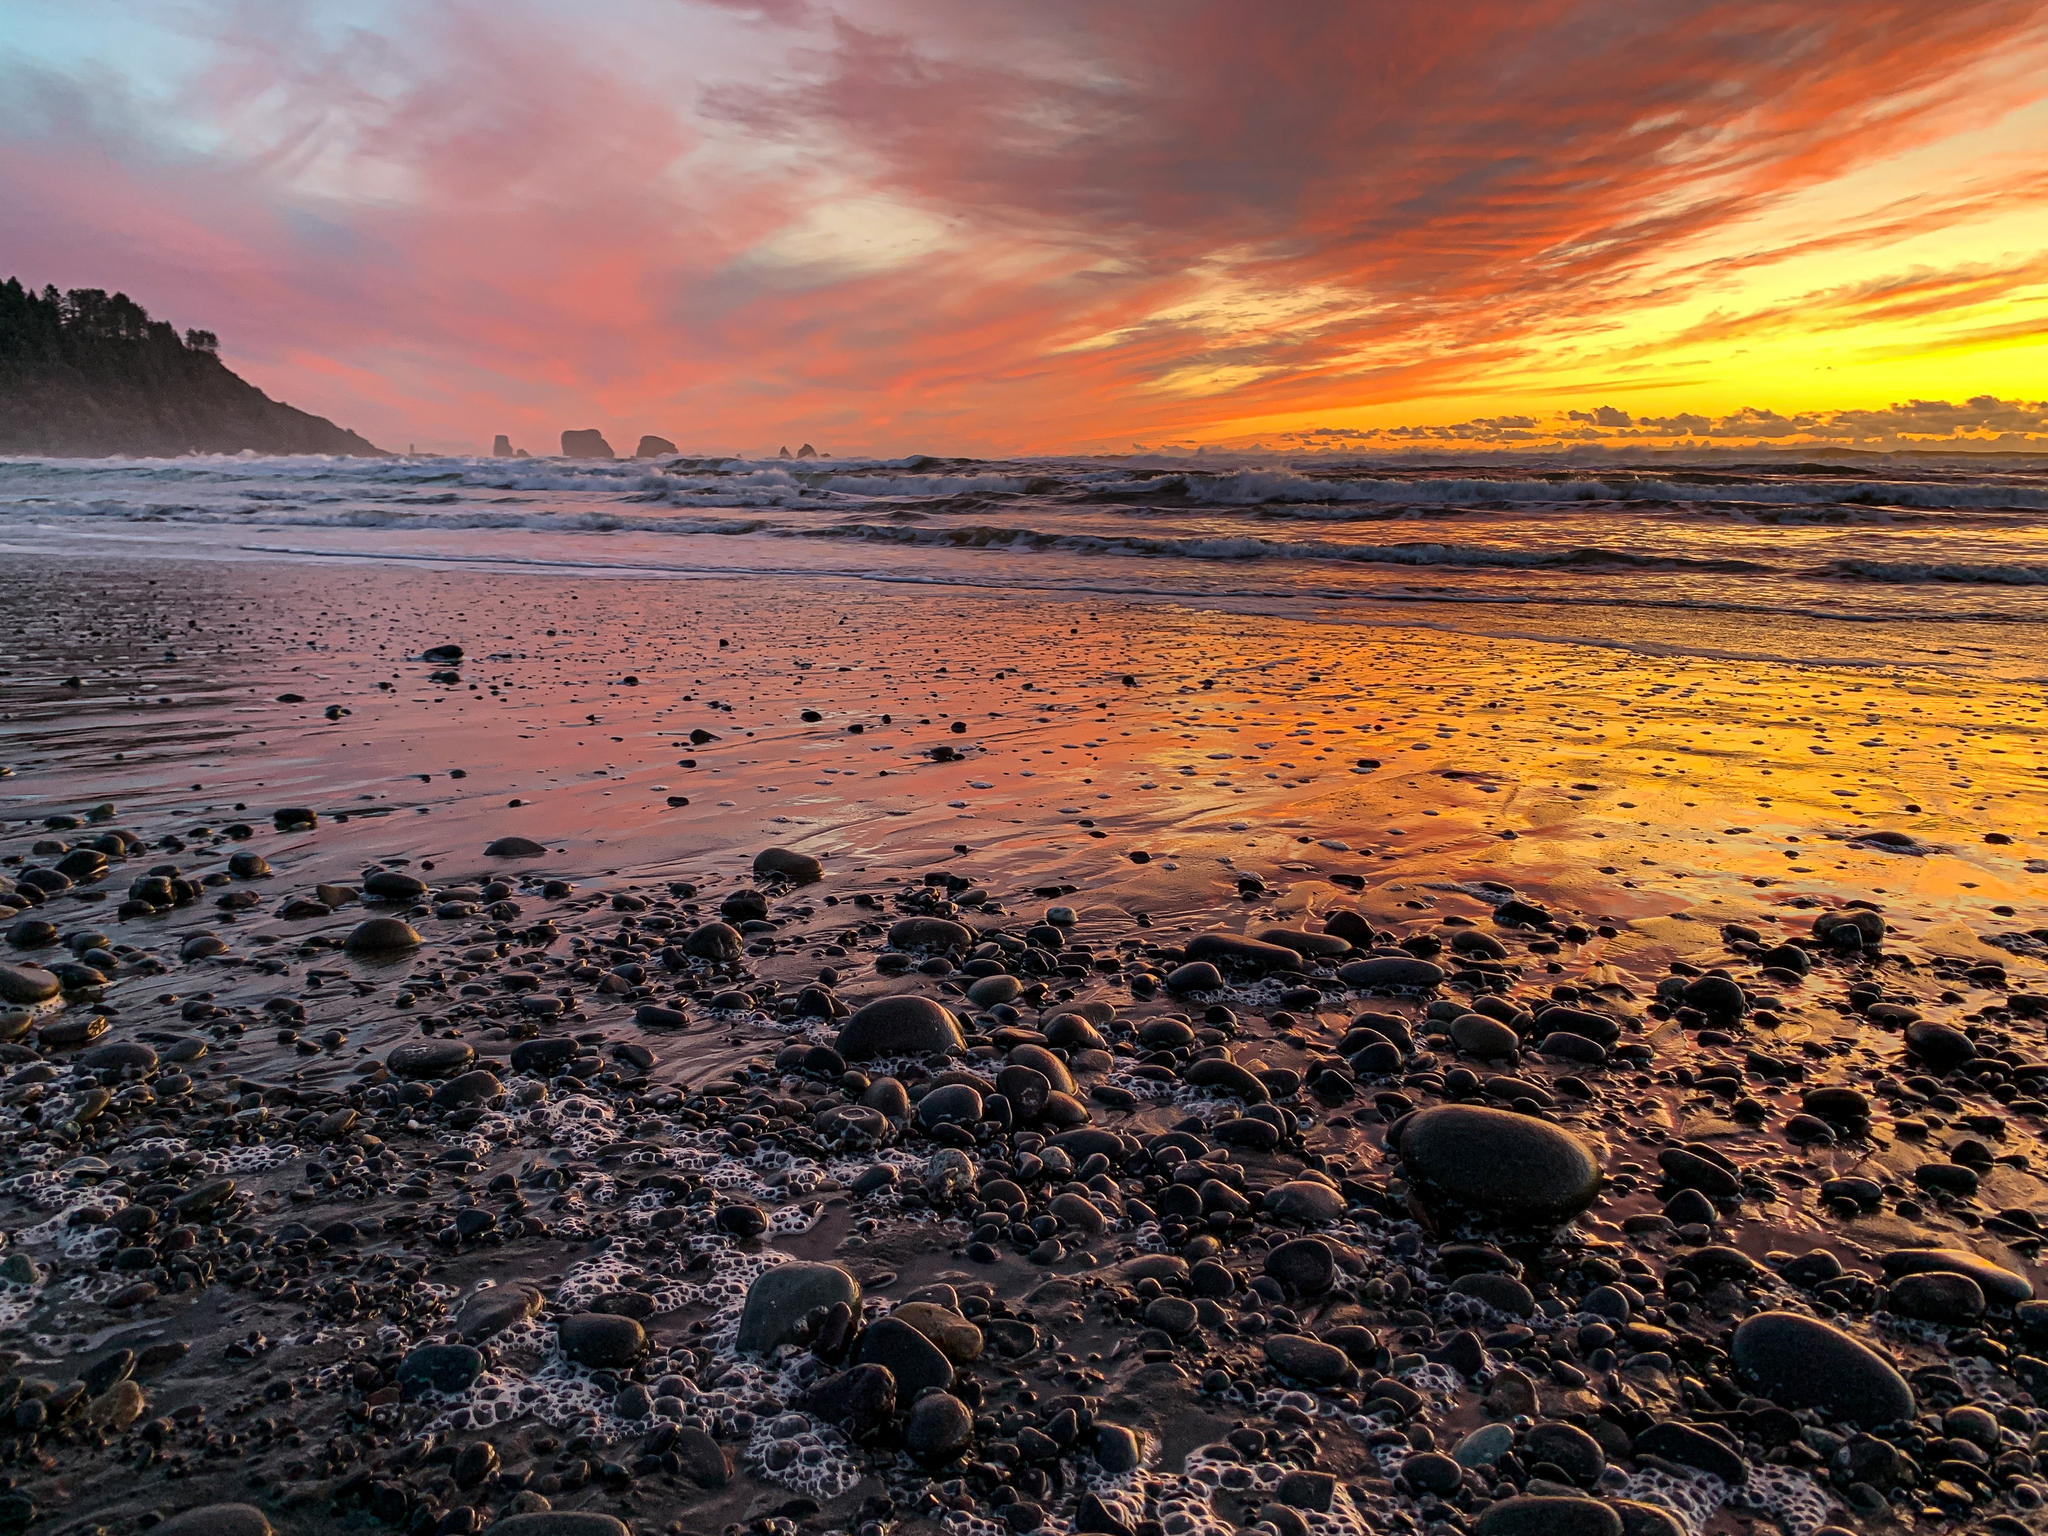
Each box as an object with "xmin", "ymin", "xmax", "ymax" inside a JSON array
[{"xmin": 0, "ymin": 279, "xmax": 387, "ymax": 457}]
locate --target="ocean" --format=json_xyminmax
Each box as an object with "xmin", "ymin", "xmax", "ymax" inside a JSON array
[{"xmin": 3, "ymin": 450, "xmax": 2045, "ymax": 676}]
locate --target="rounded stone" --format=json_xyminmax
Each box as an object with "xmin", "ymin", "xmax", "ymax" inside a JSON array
[
  {"xmin": 153, "ymin": 1506, "xmax": 274, "ymax": 1536},
  {"xmin": 1731, "ymin": 1312, "xmax": 1914, "ymax": 1426},
  {"xmin": 683, "ymin": 921, "xmax": 743, "ymax": 961},
  {"xmin": 836, "ymin": 996, "xmax": 965, "ymax": 1060},
  {"xmin": 1263, "ymin": 1334, "xmax": 1354, "ymax": 1387},
  {"xmin": 1397, "ymin": 1104, "xmax": 1601, "ymax": 1228},
  {"xmin": 1449, "ymin": 1272, "xmax": 1535, "ymax": 1317},
  {"xmin": 558, "ymin": 1312, "xmax": 647, "ymax": 1368},
  {"xmin": 1265, "ymin": 1238, "xmax": 1336, "ymax": 1296},
  {"xmin": 1523, "ymin": 1420, "xmax": 1605, "ymax": 1482},
  {"xmin": 966, "ymin": 974, "xmax": 1023, "ymax": 1007},
  {"xmin": 889, "ymin": 1301, "xmax": 983, "ymax": 1363},
  {"xmin": 0, "ymin": 962, "xmax": 62, "ymax": 1005},
  {"xmin": 1336, "ymin": 956, "xmax": 1444, "ymax": 991},
  {"xmin": 917, "ymin": 1083, "xmax": 983, "ymax": 1128},
  {"xmin": 1262, "ymin": 1181, "xmax": 1344, "ymax": 1223},
  {"xmin": 1165, "ymin": 961, "xmax": 1224, "ymax": 993},
  {"xmin": 1450, "ymin": 1014, "xmax": 1520, "ymax": 1057},
  {"xmin": 904, "ymin": 1391, "xmax": 974, "ymax": 1462},
  {"xmin": 388, "ymin": 1039, "xmax": 477, "ymax": 1079},
  {"xmin": 398, "ymin": 1343, "xmax": 485, "ymax": 1395},
  {"xmin": 1889, "ymin": 1271, "xmax": 1986, "ymax": 1325},
  {"xmin": 887, "ymin": 917, "xmax": 971, "ymax": 951},
  {"xmin": 857, "ymin": 1316, "xmax": 955, "ymax": 1398},
  {"xmin": 754, "ymin": 846, "xmax": 823, "ymax": 882},
  {"xmin": 488, "ymin": 1517, "xmax": 631, "ymax": 1536},
  {"xmin": 1453, "ymin": 1423, "xmax": 1514, "ymax": 1467},
  {"xmin": 1878, "ymin": 1247, "xmax": 2032, "ymax": 1304},
  {"xmin": 1475, "ymin": 1498, "xmax": 1621, "ymax": 1536},
  {"xmin": 736, "ymin": 1262, "xmax": 861, "ymax": 1353},
  {"xmin": 343, "ymin": 917, "xmax": 421, "ymax": 955},
  {"xmin": 483, "ymin": 836, "xmax": 549, "ymax": 857},
  {"xmin": 1404, "ymin": 1451, "xmax": 1463, "ymax": 1495},
  {"xmin": 433, "ymin": 1069, "xmax": 503, "ymax": 1108}
]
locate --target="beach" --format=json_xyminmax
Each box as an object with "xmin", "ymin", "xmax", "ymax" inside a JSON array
[{"xmin": 1, "ymin": 454, "xmax": 2046, "ymax": 1536}]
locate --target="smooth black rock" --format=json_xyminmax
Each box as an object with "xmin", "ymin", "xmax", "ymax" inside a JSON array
[
  {"xmin": 1337, "ymin": 956, "xmax": 1444, "ymax": 991},
  {"xmin": 153, "ymin": 1506, "xmax": 274, "ymax": 1536},
  {"xmin": 904, "ymin": 1391, "xmax": 974, "ymax": 1462},
  {"xmin": 1476, "ymin": 1498, "xmax": 1621, "ymax": 1536},
  {"xmin": 397, "ymin": 1343, "xmax": 484, "ymax": 1395},
  {"xmin": 1633, "ymin": 1421, "xmax": 1746, "ymax": 1484},
  {"xmin": 805, "ymin": 1363, "xmax": 896, "ymax": 1436},
  {"xmin": 887, "ymin": 917, "xmax": 971, "ymax": 951},
  {"xmin": 510, "ymin": 1038, "xmax": 577, "ymax": 1074},
  {"xmin": 753, "ymin": 846, "xmax": 823, "ymax": 882},
  {"xmin": 433, "ymin": 1069, "xmax": 502, "ymax": 1108},
  {"xmin": 0, "ymin": 963, "xmax": 60, "ymax": 1005},
  {"xmin": 1904, "ymin": 1021, "xmax": 1975, "ymax": 1071},
  {"xmin": 1183, "ymin": 932, "xmax": 1302, "ymax": 972},
  {"xmin": 483, "ymin": 836, "xmax": 548, "ymax": 857},
  {"xmin": 1523, "ymin": 1421, "xmax": 1604, "ymax": 1483},
  {"xmin": 736, "ymin": 1263, "xmax": 860, "ymax": 1353},
  {"xmin": 343, "ymin": 917, "xmax": 421, "ymax": 954},
  {"xmin": 836, "ymin": 995, "xmax": 964, "ymax": 1060},
  {"xmin": 1731, "ymin": 1312, "xmax": 1913, "ymax": 1426},
  {"xmin": 1165, "ymin": 961, "xmax": 1223, "ymax": 993},
  {"xmin": 1397, "ymin": 1104, "xmax": 1601, "ymax": 1227},
  {"xmin": 1879, "ymin": 1247, "xmax": 2031, "ymax": 1303},
  {"xmin": 1263, "ymin": 1334, "xmax": 1354, "ymax": 1386},
  {"xmin": 488, "ymin": 1517, "xmax": 630, "ymax": 1536},
  {"xmin": 858, "ymin": 1315, "xmax": 954, "ymax": 1397},
  {"xmin": 389, "ymin": 1039, "xmax": 476, "ymax": 1078},
  {"xmin": 1888, "ymin": 1271, "xmax": 1987, "ymax": 1324},
  {"xmin": 682, "ymin": 920, "xmax": 743, "ymax": 961},
  {"xmin": 558, "ymin": 1312, "xmax": 647, "ymax": 1368},
  {"xmin": 1265, "ymin": 1238, "xmax": 1335, "ymax": 1296},
  {"xmin": 456, "ymin": 1283, "xmax": 544, "ymax": 1341}
]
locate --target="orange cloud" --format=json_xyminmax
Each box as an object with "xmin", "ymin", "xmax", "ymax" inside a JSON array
[{"xmin": 0, "ymin": 0, "xmax": 2043, "ymax": 452}]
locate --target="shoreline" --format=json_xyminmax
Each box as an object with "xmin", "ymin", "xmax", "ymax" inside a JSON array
[{"xmin": 0, "ymin": 550, "xmax": 2043, "ymax": 1536}]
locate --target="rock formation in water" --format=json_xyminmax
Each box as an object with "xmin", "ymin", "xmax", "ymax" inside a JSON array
[
  {"xmin": 561, "ymin": 429, "xmax": 615, "ymax": 459},
  {"xmin": 797, "ymin": 442, "xmax": 819, "ymax": 459},
  {"xmin": 492, "ymin": 434, "xmax": 514, "ymax": 457},
  {"xmin": 0, "ymin": 279, "xmax": 386, "ymax": 457},
  {"xmin": 635, "ymin": 435, "xmax": 677, "ymax": 458}
]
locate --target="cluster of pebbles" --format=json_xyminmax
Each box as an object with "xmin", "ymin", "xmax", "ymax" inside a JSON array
[{"xmin": 1, "ymin": 805, "xmax": 2047, "ymax": 1536}]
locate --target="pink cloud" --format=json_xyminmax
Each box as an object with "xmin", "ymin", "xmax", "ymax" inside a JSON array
[{"xmin": 1, "ymin": 0, "xmax": 2044, "ymax": 452}]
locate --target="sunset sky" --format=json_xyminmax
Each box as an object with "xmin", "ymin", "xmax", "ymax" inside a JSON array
[{"xmin": 5, "ymin": 0, "xmax": 2046, "ymax": 456}]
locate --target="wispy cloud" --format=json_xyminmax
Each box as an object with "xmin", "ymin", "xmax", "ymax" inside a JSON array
[{"xmin": 1, "ymin": 0, "xmax": 2044, "ymax": 451}]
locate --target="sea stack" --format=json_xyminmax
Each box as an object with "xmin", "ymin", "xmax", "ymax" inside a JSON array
[
  {"xmin": 561, "ymin": 429, "xmax": 615, "ymax": 458},
  {"xmin": 635, "ymin": 435, "xmax": 677, "ymax": 457},
  {"xmin": 492, "ymin": 434, "xmax": 514, "ymax": 457}
]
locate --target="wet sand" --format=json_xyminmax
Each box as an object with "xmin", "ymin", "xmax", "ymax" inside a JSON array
[{"xmin": 1, "ymin": 552, "xmax": 2045, "ymax": 1536}]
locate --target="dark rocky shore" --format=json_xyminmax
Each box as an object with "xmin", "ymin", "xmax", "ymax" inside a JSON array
[{"xmin": 4, "ymin": 800, "xmax": 2048, "ymax": 1536}]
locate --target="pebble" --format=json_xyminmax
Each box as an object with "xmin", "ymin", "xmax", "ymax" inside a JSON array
[
  {"xmin": 736, "ymin": 1262, "xmax": 860, "ymax": 1353},
  {"xmin": 0, "ymin": 962, "xmax": 60, "ymax": 1004},
  {"xmin": 343, "ymin": 916, "xmax": 422, "ymax": 954},
  {"xmin": 836, "ymin": 995, "xmax": 965, "ymax": 1059},
  {"xmin": 1262, "ymin": 1334, "xmax": 1354, "ymax": 1386},
  {"xmin": 904, "ymin": 1392, "xmax": 973, "ymax": 1462},
  {"xmin": 557, "ymin": 1312, "xmax": 647, "ymax": 1368},
  {"xmin": 753, "ymin": 846, "xmax": 823, "ymax": 882},
  {"xmin": 483, "ymin": 835, "xmax": 549, "ymax": 856},
  {"xmin": 152, "ymin": 1506, "xmax": 274, "ymax": 1536},
  {"xmin": 1396, "ymin": 1104, "xmax": 1602, "ymax": 1227},
  {"xmin": 1475, "ymin": 1497, "xmax": 1621, "ymax": 1536},
  {"xmin": 1730, "ymin": 1312, "xmax": 1914, "ymax": 1426}
]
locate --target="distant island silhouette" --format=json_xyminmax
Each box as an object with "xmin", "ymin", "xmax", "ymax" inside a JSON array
[{"xmin": 0, "ymin": 279, "xmax": 386, "ymax": 457}]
